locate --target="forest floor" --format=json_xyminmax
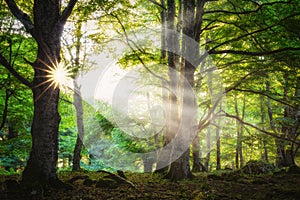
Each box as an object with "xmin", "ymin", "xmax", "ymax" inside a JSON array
[{"xmin": 0, "ymin": 168, "xmax": 300, "ymax": 200}]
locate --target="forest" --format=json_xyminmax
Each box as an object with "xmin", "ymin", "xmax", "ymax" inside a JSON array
[{"xmin": 0, "ymin": 0, "xmax": 300, "ymax": 199}]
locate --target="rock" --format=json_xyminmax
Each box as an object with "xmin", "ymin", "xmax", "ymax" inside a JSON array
[{"xmin": 242, "ymin": 160, "xmax": 275, "ymax": 175}]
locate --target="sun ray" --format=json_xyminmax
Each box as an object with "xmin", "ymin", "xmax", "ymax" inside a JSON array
[
  {"xmin": 33, "ymin": 60, "xmax": 72, "ymax": 102},
  {"xmin": 34, "ymin": 81, "xmax": 57, "ymax": 103},
  {"xmin": 33, "ymin": 77, "xmax": 54, "ymax": 88}
]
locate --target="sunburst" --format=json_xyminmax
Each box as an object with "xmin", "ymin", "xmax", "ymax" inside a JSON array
[
  {"xmin": 45, "ymin": 64, "xmax": 71, "ymax": 89},
  {"xmin": 33, "ymin": 58, "xmax": 73, "ymax": 102}
]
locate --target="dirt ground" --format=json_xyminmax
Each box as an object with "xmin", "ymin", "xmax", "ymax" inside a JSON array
[{"xmin": 1, "ymin": 169, "xmax": 300, "ymax": 200}]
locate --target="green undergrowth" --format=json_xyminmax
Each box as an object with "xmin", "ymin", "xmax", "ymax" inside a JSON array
[{"xmin": 1, "ymin": 169, "xmax": 300, "ymax": 200}]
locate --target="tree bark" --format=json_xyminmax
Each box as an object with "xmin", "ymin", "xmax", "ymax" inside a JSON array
[
  {"xmin": 71, "ymin": 20, "xmax": 85, "ymax": 172},
  {"xmin": 276, "ymin": 72, "xmax": 295, "ymax": 167},
  {"xmin": 22, "ymin": 70, "xmax": 61, "ymax": 187},
  {"xmin": 192, "ymin": 134, "xmax": 201, "ymax": 172},
  {"xmin": 205, "ymin": 127, "xmax": 211, "ymax": 171},
  {"xmin": 166, "ymin": 0, "xmax": 202, "ymax": 180},
  {"xmin": 7, "ymin": 123, "xmax": 18, "ymax": 139},
  {"xmin": 234, "ymin": 94, "xmax": 239, "ymax": 169},
  {"xmin": 3, "ymin": 0, "xmax": 77, "ymax": 188},
  {"xmin": 0, "ymin": 89, "xmax": 13, "ymax": 131},
  {"xmin": 72, "ymin": 79, "xmax": 84, "ymax": 171},
  {"xmin": 240, "ymin": 94, "xmax": 245, "ymax": 167},
  {"xmin": 234, "ymin": 93, "xmax": 244, "ymax": 168},
  {"xmin": 260, "ymin": 95, "xmax": 269, "ymax": 163},
  {"xmin": 266, "ymin": 79, "xmax": 285, "ymax": 167},
  {"xmin": 216, "ymin": 111, "xmax": 221, "ymax": 170},
  {"xmin": 267, "ymin": 74, "xmax": 294, "ymax": 167},
  {"xmin": 159, "ymin": 0, "xmax": 180, "ymax": 177}
]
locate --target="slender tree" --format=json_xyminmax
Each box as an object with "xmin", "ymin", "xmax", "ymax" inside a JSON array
[
  {"xmin": 260, "ymin": 95, "xmax": 269, "ymax": 163},
  {"xmin": 62, "ymin": 19, "xmax": 86, "ymax": 172},
  {"xmin": 234, "ymin": 93, "xmax": 245, "ymax": 169},
  {"xmin": 216, "ymin": 104, "xmax": 221, "ymax": 170}
]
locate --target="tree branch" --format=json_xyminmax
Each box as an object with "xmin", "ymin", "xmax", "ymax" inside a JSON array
[
  {"xmin": 0, "ymin": 54, "xmax": 32, "ymax": 87},
  {"xmin": 60, "ymin": 0, "xmax": 78, "ymax": 24},
  {"xmin": 204, "ymin": 0, "xmax": 293, "ymax": 15},
  {"xmin": 4, "ymin": 0, "xmax": 35, "ymax": 36},
  {"xmin": 224, "ymin": 70, "xmax": 258, "ymax": 94},
  {"xmin": 59, "ymin": 97, "xmax": 73, "ymax": 105},
  {"xmin": 223, "ymin": 112, "xmax": 300, "ymax": 146},
  {"xmin": 200, "ymin": 19, "xmax": 217, "ymax": 33},
  {"xmin": 209, "ymin": 47, "xmax": 300, "ymax": 56},
  {"xmin": 112, "ymin": 13, "xmax": 168, "ymax": 84},
  {"xmin": 234, "ymin": 88, "xmax": 297, "ymax": 109},
  {"xmin": 194, "ymin": 0, "xmax": 206, "ymax": 42},
  {"xmin": 209, "ymin": 25, "xmax": 275, "ymax": 52},
  {"xmin": 148, "ymin": 0, "xmax": 167, "ymax": 10},
  {"xmin": 202, "ymin": 12, "xmax": 300, "ymax": 49}
]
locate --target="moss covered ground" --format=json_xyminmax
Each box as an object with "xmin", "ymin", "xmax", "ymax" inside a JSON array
[{"xmin": 1, "ymin": 168, "xmax": 300, "ymax": 200}]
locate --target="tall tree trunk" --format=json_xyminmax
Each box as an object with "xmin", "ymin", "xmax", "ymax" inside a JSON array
[
  {"xmin": 7, "ymin": 122, "xmax": 18, "ymax": 139},
  {"xmin": 163, "ymin": 0, "xmax": 181, "ymax": 179},
  {"xmin": 284, "ymin": 81, "xmax": 300, "ymax": 167},
  {"xmin": 161, "ymin": 0, "xmax": 205, "ymax": 180},
  {"xmin": 205, "ymin": 57, "xmax": 213, "ymax": 172},
  {"xmin": 71, "ymin": 20, "xmax": 84, "ymax": 172},
  {"xmin": 1, "ymin": 44, "xmax": 14, "ymax": 131},
  {"xmin": 292, "ymin": 76, "xmax": 300, "ymax": 164},
  {"xmin": 3, "ymin": 0, "xmax": 78, "ymax": 188},
  {"xmin": 234, "ymin": 94, "xmax": 239, "ymax": 169},
  {"xmin": 167, "ymin": 76, "xmax": 196, "ymax": 179},
  {"xmin": 191, "ymin": 42, "xmax": 208, "ymax": 173},
  {"xmin": 192, "ymin": 134, "xmax": 201, "ymax": 172},
  {"xmin": 234, "ymin": 93, "xmax": 244, "ymax": 168},
  {"xmin": 216, "ymin": 132, "xmax": 221, "ymax": 170},
  {"xmin": 283, "ymin": 73, "xmax": 300, "ymax": 166},
  {"xmin": 166, "ymin": 0, "xmax": 202, "ymax": 180},
  {"xmin": 216, "ymin": 107, "xmax": 221, "ymax": 170},
  {"xmin": 155, "ymin": 0, "xmax": 170, "ymax": 174},
  {"xmin": 205, "ymin": 127, "xmax": 211, "ymax": 171},
  {"xmin": 240, "ymin": 94, "xmax": 245, "ymax": 167},
  {"xmin": 267, "ymin": 77, "xmax": 287, "ymax": 167},
  {"xmin": 155, "ymin": 0, "xmax": 179, "ymax": 173},
  {"xmin": 72, "ymin": 79, "xmax": 84, "ymax": 171},
  {"xmin": 0, "ymin": 88, "xmax": 13, "ymax": 131},
  {"xmin": 260, "ymin": 95, "xmax": 269, "ymax": 163},
  {"xmin": 23, "ymin": 66, "xmax": 61, "ymax": 187},
  {"xmin": 276, "ymin": 72, "xmax": 295, "ymax": 167}
]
